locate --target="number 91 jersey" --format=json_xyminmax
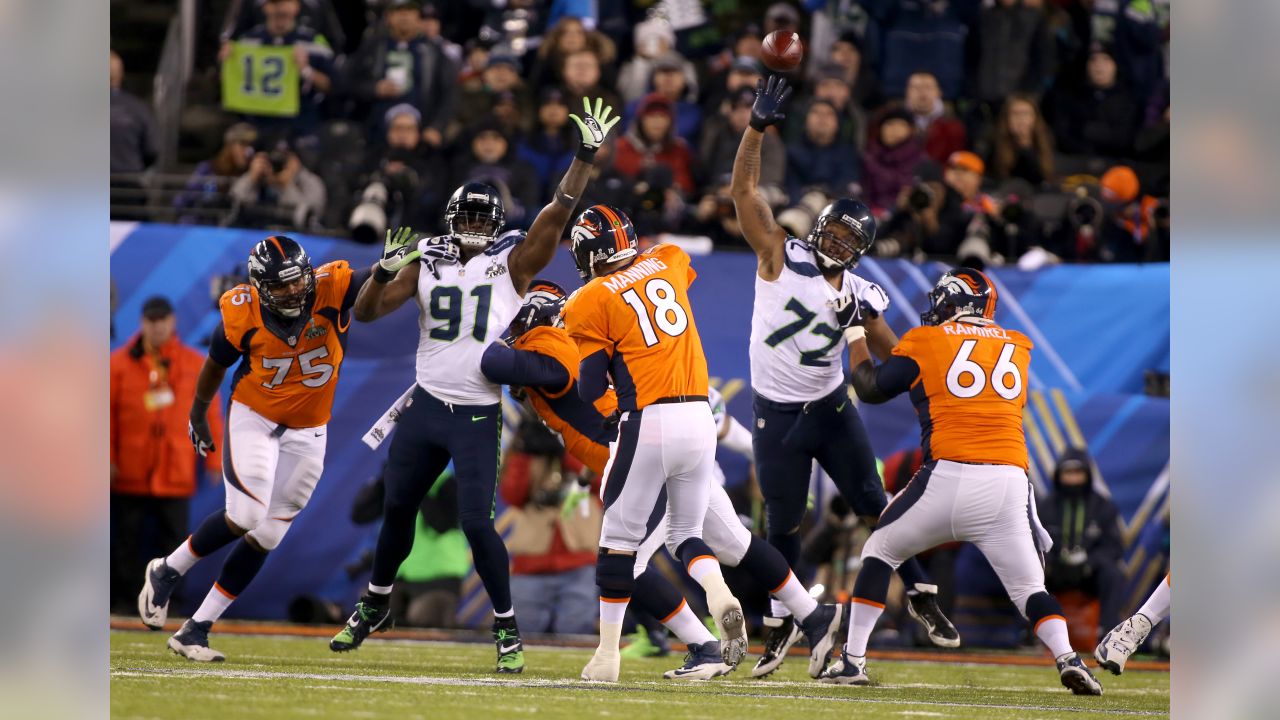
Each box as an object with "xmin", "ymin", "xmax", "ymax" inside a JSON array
[
  {"xmin": 215, "ymin": 260, "xmax": 358, "ymax": 429},
  {"xmin": 894, "ymin": 322, "xmax": 1034, "ymax": 469}
]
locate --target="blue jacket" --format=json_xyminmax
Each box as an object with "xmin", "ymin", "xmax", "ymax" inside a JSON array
[{"xmin": 785, "ymin": 137, "xmax": 862, "ymax": 203}]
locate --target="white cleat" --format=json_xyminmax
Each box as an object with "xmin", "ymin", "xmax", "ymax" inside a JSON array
[
  {"xmin": 138, "ymin": 558, "xmax": 182, "ymax": 631},
  {"xmin": 167, "ymin": 619, "xmax": 226, "ymax": 663},
  {"xmin": 662, "ymin": 641, "xmax": 735, "ymax": 680},
  {"xmin": 818, "ymin": 649, "xmax": 871, "ymax": 685},
  {"xmin": 706, "ymin": 592, "xmax": 748, "ymax": 667},
  {"xmin": 1094, "ymin": 613, "xmax": 1153, "ymax": 676},
  {"xmin": 581, "ymin": 648, "xmax": 621, "ymax": 682}
]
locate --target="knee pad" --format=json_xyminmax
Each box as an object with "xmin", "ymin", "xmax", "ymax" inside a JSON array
[
  {"xmin": 226, "ymin": 504, "xmax": 266, "ymax": 536},
  {"xmin": 245, "ymin": 517, "xmax": 290, "ymax": 552},
  {"xmin": 1023, "ymin": 591, "xmax": 1062, "ymax": 624},
  {"xmin": 596, "ymin": 550, "xmax": 636, "ymax": 599}
]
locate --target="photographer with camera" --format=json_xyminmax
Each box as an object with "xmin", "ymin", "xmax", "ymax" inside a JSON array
[
  {"xmin": 228, "ymin": 136, "xmax": 326, "ymax": 230},
  {"xmin": 1097, "ymin": 165, "xmax": 1168, "ymax": 262},
  {"xmin": 499, "ymin": 418, "xmax": 602, "ymax": 635},
  {"xmin": 348, "ymin": 104, "xmax": 435, "ymax": 244},
  {"xmin": 878, "ymin": 151, "xmax": 997, "ymax": 261}
]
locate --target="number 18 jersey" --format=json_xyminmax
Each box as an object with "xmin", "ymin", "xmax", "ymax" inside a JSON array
[
  {"xmin": 414, "ymin": 232, "xmax": 525, "ymax": 405},
  {"xmin": 750, "ymin": 238, "xmax": 889, "ymax": 404},
  {"xmin": 564, "ymin": 243, "xmax": 709, "ymax": 413}
]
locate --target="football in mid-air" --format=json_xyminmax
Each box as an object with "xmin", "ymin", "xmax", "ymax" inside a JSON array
[{"xmin": 761, "ymin": 30, "xmax": 804, "ymax": 72}]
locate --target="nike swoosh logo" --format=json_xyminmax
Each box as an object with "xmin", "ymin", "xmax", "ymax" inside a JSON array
[
  {"xmin": 472, "ymin": 415, "xmax": 487, "ymax": 422},
  {"xmin": 498, "ymin": 642, "xmax": 521, "ymax": 654},
  {"xmin": 836, "ymin": 403, "xmax": 847, "ymax": 412}
]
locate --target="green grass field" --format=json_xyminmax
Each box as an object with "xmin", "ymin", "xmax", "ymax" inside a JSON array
[{"xmin": 110, "ymin": 630, "xmax": 1168, "ymax": 719}]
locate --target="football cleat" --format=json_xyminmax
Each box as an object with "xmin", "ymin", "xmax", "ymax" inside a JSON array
[
  {"xmin": 1057, "ymin": 652, "xmax": 1104, "ymax": 695},
  {"xmin": 662, "ymin": 641, "xmax": 735, "ymax": 680},
  {"xmin": 138, "ymin": 558, "xmax": 182, "ymax": 631},
  {"xmin": 750, "ymin": 615, "xmax": 803, "ymax": 678},
  {"xmin": 905, "ymin": 584, "xmax": 961, "ymax": 648},
  {"xmin": 494, "ymin": 617, "xmax": 526, "ymax": 674},
  {"xmin": 167, "ymin": 619, "xmax": 225, "ymax": 663},
  {"xmin": 798, "ymin": 603, "xmax": 845, "ymax": 678},
  {"xmin": 330, "ymin": 596, "xmax": 392, "ymax": 652},
  {"xmin": 706, "ymin": 592, "xmax": 748, "ymax": 667},
  {"xmin": 818, "ymin": 648, "xmax": 870, "ymax": 685},
  {"xmin": 581, "ymin": 647, "xmax": 620, "ymax": 682},
  {"xmin": 621, "ymin": 627, "xmax": 670, "ymax": 659},
  {"xmin": 1094, "ymin": 613, "xmax": 1153, "ymax": 676}
]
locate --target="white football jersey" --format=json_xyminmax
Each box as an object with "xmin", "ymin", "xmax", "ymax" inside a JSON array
[
  {"xmin": 414, "ymin": 231, "xmax": 525, "ymax": 405},
  {"xmin": 749, "ymin": 237, "xmax": 889, "ymax": 404}
]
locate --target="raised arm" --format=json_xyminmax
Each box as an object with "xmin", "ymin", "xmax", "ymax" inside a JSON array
[
  {"xmin": 731, "ymin": 75, "xmax": 792, "ymax": 280},
  {"xmin": 353, "ymin": 226, "xmax": 431, "ymax": 322},
  {"xmin": 510, "ymin": 97, "xmax": 621, "ymax": 294},
  {"xmin": 846, "ymin": 328, "xmax": 918, "ymax": 404}
]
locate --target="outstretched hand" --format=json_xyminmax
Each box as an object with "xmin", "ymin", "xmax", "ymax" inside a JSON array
[
  {"xmin": 749, "ymin": 75, "xmax": 792, "ymax": 132},
  {"xmin": 569, "ymin": 97, "xmax": 621, "ymax": 156}
]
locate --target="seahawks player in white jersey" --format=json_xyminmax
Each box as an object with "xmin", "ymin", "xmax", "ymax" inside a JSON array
[
  {"xmin": 730, "ymin": 75, "xmax": 959, "ymax": 677},
  {"xmin": 330, "ymin": 97, "xmax": 621, "ymax": 673}
]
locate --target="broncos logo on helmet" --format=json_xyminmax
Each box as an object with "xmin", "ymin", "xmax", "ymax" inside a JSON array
[
  {"xmin": 509, "ymin": 279, "xmax": 568, "ymax": 338},
  {"xmin": 247, "ymin": 235, "xmax": 315, "ymax": 319},
  {"xmin": 920, "ymin": 267, "xmax": 999, "ymax": 326},
  {"xmin": 570, "ymin": 205, "xmax": 638, "ymax": 282}
]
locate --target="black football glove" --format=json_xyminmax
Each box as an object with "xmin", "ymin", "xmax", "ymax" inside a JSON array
[
  {"xmin": 749, "ymin": 75, "xmax": 793, "ymax": 132},
  {"xmin": 188, "ymin": 405, "xmax": 215, "ymax": 458},
  {"xmin": 602, "ymin": 410, "xmax": 622, "ymax": 438}
]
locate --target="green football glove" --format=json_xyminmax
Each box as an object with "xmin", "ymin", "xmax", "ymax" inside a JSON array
[
  {"xmin": 375, "ymin": 226, "xmax": 422, "ymax": 281},
  {"xmin": 569, "ymin": 97, "xmax": 620, "ymax": 160},
  {"xmin": 561, "ymin": 479, "xmax": 593, "ymax": 519}
]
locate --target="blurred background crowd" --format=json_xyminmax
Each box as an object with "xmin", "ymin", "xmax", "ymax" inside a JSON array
[{"xmin": 110, "ymin": 0, "xmax": 1170, "ymax": 268}]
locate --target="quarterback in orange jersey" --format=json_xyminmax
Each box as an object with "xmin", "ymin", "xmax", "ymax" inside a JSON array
[
  {"xmin": 137, "ymin": 236, "xmax": 369, "ymax": 663},
  {"xmin": 562, "ymin": 205, "xmax": 748, "ymax": 683},
  {"xmin": 820, "ymin": 268, "xmax": 1104, "ymax": 697}
]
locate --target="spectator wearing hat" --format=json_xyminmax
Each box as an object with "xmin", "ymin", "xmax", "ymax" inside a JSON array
[
  {"xmin": 622, "ymin": 55, "xmax": 702, "ymax": 150},
  {"xmin": 451, "ymin": 120, "xmax": 540, "ymax": 229},
  {"xmin": 1097, "ymin": 165, "xmax": 1166, "ymax": 262},
  {"xmin": 903, "ymin": 71, "xmax": 968, "ymax": 166},
  {"xmin": 517, "ymin": 88, "xmax": 577, "ymax": 200},
  {"xmin": 343, "ymin": 0, "xmax": 459, "ymax": 149},
  {"xmin": 699, "ymin": 86, "xmax": 787, "ymax": 206},
  {"xmin": 1089, "ymin": 0, "xmax": 1165, "ymax": 102},
  {"xmin": 351, "ymin": 104, "xmax": 437, "ymax": 236},
  {"xmin": 218, "ymin": 0, "xmax": 334, "ymax": 140},
  {"xmin": 784, "ymin": 100, "xmax": 861, "ymax": 205},
  {"xmin": 174, "ymin": 122, "xmax": 259, "ymax": 224},
  {"xmin": 616, "ymin": 17, "xmax": 681, "ymax": 103},
  {"xmin": 702, "ymin": 55, "xmax": 765, "ymax": 125},
  {"xmin": 984, "ymin": 93, "xmax": 1056, "ymax": 188},
  {"xmin": 614, "ymin": 92, "xmax": 696, "ymax": 197},
  {"xmin": 1046, "ymin": 45, "xmax": 1140, "ymax": 159},
  {"xmin": 229, "ymin": 136, "xmax": 327, "ymax": 229},
  {"xmin": 862, "ymin": 106, "xmax": 929, "ymax": 215},
  {"xmin": 559, "ymin": 48, "xmax": 621, "ymax": 115},
  {"xmin": 764, "ymin": 2, "xmax": 802, "ymax": 35},
  {"xmin": 880, "ymin": 150, "xmax": 997, "ymax": 260},
  {"xmin": 1038, "ymin": 447, "xmax": 1125, "ymax": 635},
  {"xmin": 453, "ymin": 53, "xmax": 532, "ymax": 141},
  {"xmin": 110, "ymin": 297, "xmax": 222, "ymax": 614}
]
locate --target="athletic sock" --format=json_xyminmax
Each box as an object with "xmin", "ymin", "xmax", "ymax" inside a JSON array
[
  {"xmin": 677, "ymin": 540, "xmax": 732, "ymax": 603},
  {"xmin": 169, "ymin": 511, "xmax": 239, "ymax": 574},
  {"xmin": 191, "ymin": 584, "xmax": 236, "ymax": 625},
  {"xmin": 771, "ymin": 571, "xmax": 818, "ymax": 623},
  {"xmin": 1136, "ymin": 574, "xmax": 1171, "ymax": 626},
  {"xmin": 770, "ymin": 599, "xmax": 791, "ymax": 619},
  {"xmin": 493, "ymin": 607, "xmax": 515, "ymax": 619},
  {"xmin": 845, "ymin": 599, "xmax": 885, "ymax": 657},
  {"xmin": 1035, "ymin": 616, "xmax": 1073, "ymax": 659},
  {"xmin": 662, "ymin": 600, "xmax": 716, "ymax": 646},
  {"xmin": 740, "ymin": 536, "xmax": 815, "ymax": 621},
  {"xmin": 367, "ymin": 583, "xmax": 394, "ymax": 596},
  {"xmin": 598, "ymin": 599, "xmax": 628, "ymax": 653}
]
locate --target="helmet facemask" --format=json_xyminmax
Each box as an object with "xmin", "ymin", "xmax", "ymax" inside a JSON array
[
  {"xmin": 254, "ymin": 267, "xmax": 315, "ymax": 318},
  {"xmin": 806, "ymin": 215, "xmax": 870, "ymax": 271},
  {"xmin": 448, "ymin": 208, "xmax": 503, "ymax": 249}
]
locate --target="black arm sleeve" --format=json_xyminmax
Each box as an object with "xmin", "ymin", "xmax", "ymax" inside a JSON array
[
  {"xmin": 480, "ymin": 343, "xmax": 571, "ymax": 392},
  {"xmin": 850, "ymin": 355, "xmax": 920, "ymax": 404},
  {"xmin": 577, "ymin": 349, "xmax": 611, "ymax": 403},
  {"xmin": 208, "ymin": 322, "xmax": 243, "ymax": 368},
  {"xmin": 342, "ymin": 267, "xmax": 372, "ymax": 313}
]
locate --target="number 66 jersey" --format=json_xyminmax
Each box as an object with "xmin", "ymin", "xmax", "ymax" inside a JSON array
[{"xmin": 212, "ymin": 260, "xmax": 360, "ymax": 428}]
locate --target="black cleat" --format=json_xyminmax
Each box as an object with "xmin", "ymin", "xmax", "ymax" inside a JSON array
[
  {"xmin": 798, "ymin": 603, "xmax": 845, "ymax": 678},
  {"xmin": 750, "ymin": 615, "xmax": 802, "ymax": 678},
  {"xmin": 1057, "ymin": 652, "xmax": 1104, "ymax": 695},
  {"xmin": 494, "ymin": 617, "xmax": 526, "ymax": 673},
  {"xmin": 906, "ymin": 584, "xmax": 960, "ymax": 648},
  {"xmin": 330, "ymin": 595, "xmax": 392, "ymax": 652}
]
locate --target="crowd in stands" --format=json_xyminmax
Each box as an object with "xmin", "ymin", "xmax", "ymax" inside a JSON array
[{"xmin": 110, "ymin": 0, "xmax": 1171, "ymax": 267}]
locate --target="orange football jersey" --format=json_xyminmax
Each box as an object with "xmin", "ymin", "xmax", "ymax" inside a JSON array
[
  {"xmin": 514, "ymin": 325, "xmax": 617, "ymax": 475},
  {"xmin": 217, "ymin": 260, "xmax": 358, "ymax": 428},
  {"xmin": 564, "ymin": 243, "xmax": 709, "ymax": 412},
  {"xmin": 892, "ymin": 321, "xmax": 1034, "ymax": 469}
]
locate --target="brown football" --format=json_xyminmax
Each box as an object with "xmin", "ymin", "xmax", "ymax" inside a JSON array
[{"xmin": 761, "ymin": 30, "xmax": 804, "ymax": 73}]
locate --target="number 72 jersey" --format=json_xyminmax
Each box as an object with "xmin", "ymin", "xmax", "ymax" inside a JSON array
[
  {"xmin": 892, "ymin": 322, "xmax": 1034, "ymax": 469},
  {"xmin": 213, "ymin": 260, "xmax": 359, "ymax": 429}
]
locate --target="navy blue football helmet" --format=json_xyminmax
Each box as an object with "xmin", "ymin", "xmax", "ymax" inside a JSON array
[
  {"xmin": 247, "ymin": 235, "xmax": 314, "ymax": 318},
  {"xmin": 445, "ymin": 181, "xmax": 506, "ymax": 249},
  {"xmin": 509, "ymin": 279, "xmax": 568, "ymax": 338},
  {"xmin": 570, "ymin": 205, "xmax": 639, "ymax": 282},
  {"xmin": 806, "ymin": 198, "xmax": 876, "ymax": 271},
  {"xmin": 920, "ymin": 267, "xmax": 998, "ymax": 326}
]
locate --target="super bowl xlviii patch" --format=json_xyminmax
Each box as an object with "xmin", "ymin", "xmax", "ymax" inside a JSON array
[
  {"xmin": 757, "ymin": 418, "xmax": 766, "ymax": 429},
  {"xmin": 486, "ymin": 262, "xmax": 508, "ymax": 279},
  {"xmin": 304, "ymin": 319, "xmax": 328, "ymax": 340}
]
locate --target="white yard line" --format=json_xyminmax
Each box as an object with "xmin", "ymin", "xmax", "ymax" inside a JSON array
[{"xmin": 112, "ymin": 667, "xmax": 1166, "ymax": 716}]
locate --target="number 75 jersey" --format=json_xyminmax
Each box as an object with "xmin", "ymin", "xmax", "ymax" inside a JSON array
[
  {"xmin": 894, "ymin": 322, "xmax": 1034, "ymax": 469},
  {"xmin": 564, "ymin": 243, "xmax": 709, "ymax": 413},
  {"xmin": 214, "ymin": 260, "xmax": 359, "ymax": 429}
]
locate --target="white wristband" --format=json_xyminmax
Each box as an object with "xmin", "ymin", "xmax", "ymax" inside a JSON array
[{"xmin": 843, "ymin": 326, "xmax": 866, "ymax": 344}]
